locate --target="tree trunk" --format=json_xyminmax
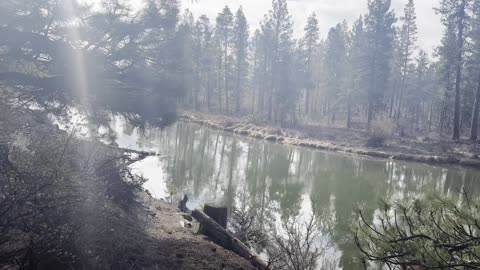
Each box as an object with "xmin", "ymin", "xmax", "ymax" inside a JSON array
[
  {"xmin": 218, "ymin": 57, "xmax": 223, "ymax": 113},
  {"xmin": 470, "ymin": 73, "xmax": 480, "ymax": 141},
  {"xmin": 347, "ymin": 92, "xmax": 352, "ymax": 129},
  {"xmin": 305, "ymin": 88, "xmax": 310, "ymax": 116},
  {"xmin": 252, "ymin": 52, "xmax": 257, "ymax": 115},
  {"xmin": 235, "ymin": 57, "xmax": 241, "ymax": 115},
  {"xmin": 367, "ymin": 101, "xmax": 373, "ymax": 130},
  {"xmin": 428, "ymin": 98, "xmax": 434, "ymax": 132},
  {"xmin": 452, "ymin": 0, "xmax": 466, "ymax": 141},
  {"xmin": 389, "ymin": 78, "xmax": 396, "ymax": 118},
  {"xmin": 224, "ymin": 43, "xmax": 229, "ymax": 115},
  {"xmin": 207, "ymin": 67, "xmax": 211, "ymax": 112}
]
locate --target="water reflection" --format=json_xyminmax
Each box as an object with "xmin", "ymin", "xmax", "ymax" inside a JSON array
[{"xmin": 113, "ymin": 117, "xmax": 480, "ymax": 269}]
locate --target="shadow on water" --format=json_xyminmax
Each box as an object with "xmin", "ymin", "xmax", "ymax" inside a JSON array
[{"xmin": 114, "ymin": 117, "xmax": 480, "ymax": 270}]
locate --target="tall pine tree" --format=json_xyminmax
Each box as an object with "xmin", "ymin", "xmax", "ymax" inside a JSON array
[
  {"xmin": 364, "ymin": 0, "xmax": 396, "ymax": 128},
  {"xmin": 233, "ymin": 7, "xmax": 249, "ymax": 115}
]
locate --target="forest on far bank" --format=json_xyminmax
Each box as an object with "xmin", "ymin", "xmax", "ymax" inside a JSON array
[{"xmin": 177, "ymin": 0, "xmax": 480, "ymax": 142}]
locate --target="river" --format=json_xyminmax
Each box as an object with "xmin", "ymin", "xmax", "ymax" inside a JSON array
[{"xmin": 111, "ymin": 116, "xmax": 480, "ymax": 269}]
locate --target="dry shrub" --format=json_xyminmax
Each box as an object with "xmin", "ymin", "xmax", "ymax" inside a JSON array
[
  {"xmin": 0, "ymin": 101, "xmax": 149, "ymax": 270},
  {"xmin": 367, "ymin": 119, "xmax": 393, "ymax": 147},
  {"xmin": 266, "ymin": 214, "xmax": 332, "ymax": 270},
  {"xmin": 229, "ymin": 208, "xmax": 269, "ymax": 249},
  {"xmin": 228, "ymin": 195, "xmax": 337, "ymax": 270}
]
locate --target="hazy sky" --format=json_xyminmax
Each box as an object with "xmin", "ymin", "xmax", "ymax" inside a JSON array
[{"xmin": 182, "ymin": 0, "xmax": 443, "ymax": 54}]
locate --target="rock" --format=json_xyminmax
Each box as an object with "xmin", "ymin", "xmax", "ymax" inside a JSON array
[
  {"xmin": 239, "ymin": 130, "xmax": 249, "ymax": 135},
  {"xmin": 254, "ymin": 133, "xmax": 264, "ymax": 139},
  {"xmin": 265, "ymin": 135, "xmax": 277, "ymax": 141}
]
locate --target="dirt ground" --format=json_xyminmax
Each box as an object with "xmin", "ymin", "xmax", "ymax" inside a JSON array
[
  {"xmin": 134, "ymin": 192, "xmax": 257, "ymax": 270},
  {"xmin": 179, "ymin": 112, "xmax": 480, "ymax": 169}
]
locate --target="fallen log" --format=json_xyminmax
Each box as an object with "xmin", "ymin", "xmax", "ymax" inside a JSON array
[{"xmin": 192, "ymin": 208, "xmax": 268, "ymax": 270}]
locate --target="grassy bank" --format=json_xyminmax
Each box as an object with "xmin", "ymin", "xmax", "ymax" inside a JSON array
[{"xmin": 180, "ymin": 112, "xmax": 480, "ymax": 169}]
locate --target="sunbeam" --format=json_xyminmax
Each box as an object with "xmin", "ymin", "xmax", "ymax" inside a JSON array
[{"xmin": 62, "ymin": 0, "xmax": 91, "ymax": 114}]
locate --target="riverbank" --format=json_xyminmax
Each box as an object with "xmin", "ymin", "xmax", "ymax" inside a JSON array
[
  {"xmin": 179, "ymin": 112, "xmax": 480, "ymax": 169},
  {"xmin": 0, "ymin": 93, "xmax": 256, "ymax": 269},
  {"xmin": 133, "ymin": 192, "xmax": 258, "ymax": 270}
]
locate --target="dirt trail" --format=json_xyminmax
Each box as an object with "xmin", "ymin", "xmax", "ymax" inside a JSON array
[{"xmin": 179, "ymin": 112, "xmax": 480, "ymax": 170}]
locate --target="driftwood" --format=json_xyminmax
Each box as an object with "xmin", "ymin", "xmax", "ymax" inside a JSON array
[{"xmin": 192, "ymin": 208, "xmax": 268, "ymax": 270}]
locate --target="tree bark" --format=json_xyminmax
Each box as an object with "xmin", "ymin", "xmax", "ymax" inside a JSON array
[
  {"xmin": 347, "ymin": 92, "xmax": 352, "ymax": 129},
  {"xmin": 224, "ymin": 40, "xmax": 230, "ymax": 115},
  {"xmin": 470, "ymin": 72, "xmax": 480, "ymax": 141},
  {"xmin": 453, "ymin": 0, "xmax": 466, "ymax": 141}
]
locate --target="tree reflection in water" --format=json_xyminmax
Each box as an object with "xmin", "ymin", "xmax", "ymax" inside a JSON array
[{"xmin": 115, "ymin": 118, "xmax": 480, "ymax": 270}]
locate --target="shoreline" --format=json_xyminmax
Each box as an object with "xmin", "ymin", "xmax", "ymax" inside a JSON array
[
  {"xmin": 135, "ymin": 191, "xmax": 258, "ymax": 270},
  {"xmin": 179, "ymin": 112, "xmax": 480, "ymax": 170}
]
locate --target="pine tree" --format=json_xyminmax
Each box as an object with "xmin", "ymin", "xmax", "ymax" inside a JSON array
[
  {"xmin": 193, "ymin": 15, "xmax": 214, "ymax": 110},
  {"xmin": 469, "ymin": 0, "xmax": 480, "ymax": 140},
  {"xmin": 324, "ymin": 24, "xmax": 347, "ymax": 126},
  {"xmin": 410, "ymin": 50, "xmax": 431, "ymax": 131},
  {"xmin": 265, "ymin": 0, "xmax": 296, "ymax": 122},
  {"xmin": 215, "ymin": 6, "xmax": 234, "ymax": 114},
  {"xmin": 396, "ymin": 0, "xmax": 418, "ymax": 119},
  {"xmin": 453, "ymin": 0, "xmax": 468, "ymax": 140},
  {"xmin": 299, "ymin": 13, "xmax": 320, "ymax": 116},
  {"xmin": 436, "ymin": 21, "xmax": 457, "ymax": 135},
  {"xmin": 251, "ymin": 30, "xmax": 262, "ymax": 114},
  {"xmin": 233, "ymin": 7, "xmax": 249, "ymax": 115},
  {"xmin": 437, "ymin": 0, "xmax": 470, "ymax": 140},
  {"xmin": 347, "ymin": 16, "xmax": 367, "ymax": 128},
  {"xmin": 364, "ymin": 0, "xmax": 396, "ymax": 128}
]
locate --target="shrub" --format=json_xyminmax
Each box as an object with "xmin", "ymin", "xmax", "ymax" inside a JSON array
[{"xmin": 367, "ymin": 119, "xmax": 393, "ymax": 147}]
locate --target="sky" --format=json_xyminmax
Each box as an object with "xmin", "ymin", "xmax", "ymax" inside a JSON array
[{"xmin": 182, "ymin": 0, "xmax": 443, "ymax": 54}]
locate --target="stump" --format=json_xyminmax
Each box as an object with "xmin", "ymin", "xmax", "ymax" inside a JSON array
[
  {"xmin": 198, "ymin": 205, "xmax": 228, "ymax": 242},
  {"xmin": 178, "ymin": 194, "xmax": 189, "ymax": 212},
  {"xmin": 202, "ymin": 204, "xmax": 228, "ymax": 228}
]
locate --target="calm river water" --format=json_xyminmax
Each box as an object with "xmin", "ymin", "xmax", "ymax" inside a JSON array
[{"xmin": 111, "ymin": 117, "xmax": 480, "ymax": 269}]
